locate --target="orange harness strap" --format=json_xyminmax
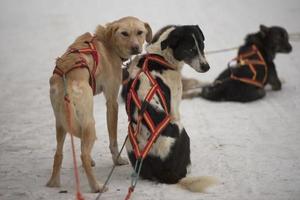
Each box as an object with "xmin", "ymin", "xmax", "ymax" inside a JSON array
[
  {"xmin": 53, "ymin": 39, "xmax": 99, "ymax": 95},
  {"xmin": 126, "ymin": 54, "xmax": 173, "ymax": 160},
  {"xmin": 229, "ymin": 45, "xmax": 268, "ymax": 88}
]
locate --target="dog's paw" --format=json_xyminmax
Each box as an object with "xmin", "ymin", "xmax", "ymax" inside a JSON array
[
  {"xmin": 113, "ymin": 156, "xmax": 129, "ymax": 165},
  {"xmin": 279, "ymin": 77, "xmax": 285, "ymax": 84},
  {"xmin": 91, "ymin": 159, "xmax": 96, "ymax": 167},
  {"xmin": 91, "ymin": 182, "xmax": 108, "ymax": 193},
  {"xmin": 46, "ymin": 178, "xmax": 60, "ymax": 188},
  {"xmin": 271, "ymin": 82, "xmax": 282, "ymax": 91}
]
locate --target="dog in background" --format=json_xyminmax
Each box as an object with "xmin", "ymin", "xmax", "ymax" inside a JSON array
[
  {"xmin": 124, "ymin": 25, "xmax": 216, "ymax": 192},
  {"xmin": 197, "ymin": 25, "xmax": 292, "ymax": 102},
  {"xmin": 47, "ymin": 16, "xmax": 152, "ymax": 192}
]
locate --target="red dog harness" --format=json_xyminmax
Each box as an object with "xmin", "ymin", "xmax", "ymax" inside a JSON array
[
  {"xmin": 53, "ymin": 37, "xmax": 99, "ymax": 95},
  {"xmin": 126, "ymin": 54, "xmax": 174, "ymax": 159},
  {"xmin": 124, "ymin": 54, "xmax": 175, "ymax": 199},
  {"xmin": 229, "ymin": 45, "xmax": 267, "ymax": 88}
]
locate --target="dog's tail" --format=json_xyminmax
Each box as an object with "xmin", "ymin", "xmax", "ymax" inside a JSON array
[{"xmin": 178, "ymin": 176, "xmax": 218, "ymax": 192}]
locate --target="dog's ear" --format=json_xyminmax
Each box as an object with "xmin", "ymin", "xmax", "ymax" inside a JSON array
[
  {"xmin": 259, "ymin": 24, "xmax": 269, "ymax": 37},
  {"xmin": 94, "ymin": 25, "xmax": 106, "ymax": 41},
  {"xmin": 144, "ymin": 22, "xmax": 153, "ymax": 43},
  {"xmin": 105, "ymin": 22, "xmax": 119, "ymax": 42},
  {"xmin": 194, "ymin": 25, "xmax": 205, "ymax": 41},
  {"xmin": 161, "ymin": 28, "xmax": 180, "ymax": 50},
  {"xmin": 161, "ymin": 38, "xmax": 169, "ymax": 50}
]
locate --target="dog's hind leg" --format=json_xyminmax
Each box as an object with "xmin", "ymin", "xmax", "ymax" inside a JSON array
[
  {"xmin": 181, "ymin": 77, "xmax": 210, "ymax": 99},
  {"xmin": 200, "ymin": 83, "xmax": 225, "ymax": 101},
  {"xmin": 235, "ymin": 88, "xmax": 266, "ymax": 102},
  {"xmin": 182, "ymin": 88, "xmax": 203, "ymax": 99},
  {"xmin": 81, "ymin": 122, "xmax": 107, "ymax": 193},
  {"xmin": 46, "ymin": 124, "xmax": 66, "ymax": 187},
  {"xmin": 182, "ymin": 77, "xmax": 210, "ymax": 91}
]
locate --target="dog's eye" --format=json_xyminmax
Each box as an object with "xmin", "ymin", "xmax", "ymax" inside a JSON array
[
  {"xmin": 121, "ymin": 31, "xmax": 129, "ymax": 37},
  {"xmin": 137, "ymin": 30, "xmax": 143, "ymax": 35},
  {"xmin": 189, "ymin": 48, "xmax": 197, "ymax": 54}
]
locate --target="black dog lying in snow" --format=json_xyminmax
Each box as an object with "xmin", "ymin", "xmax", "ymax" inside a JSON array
[
  {"xmin": 199, "ymin": 25, "xmax": 292, "ymax": 102},
  {"xmin": 124, "ymin": 25, "xmax": 216, "ymax": 191}
]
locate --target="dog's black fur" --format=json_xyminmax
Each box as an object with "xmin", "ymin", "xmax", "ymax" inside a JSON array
[
  {"xmin": 125, "ymin": 25, "xmax": 209, "ymax": 184},
  {"xmin": 200, "ymin": 25, "xmax": 292, "ymax": 102},
  {"xmin": 121, "ymin": 67, "xmax": 130, "ymax": 101}
]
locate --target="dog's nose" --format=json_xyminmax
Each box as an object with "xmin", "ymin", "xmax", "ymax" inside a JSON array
[
  {"xmin": 286, "ymin": 44, "xmax": 292, "ymax": 52},
  {"xmin": 131, "ymin": 46, "xmax": 140, "ymax": 54},
  {"xmin": 201, "ymin": 63, "xmax": 210, "ymax": 72}
]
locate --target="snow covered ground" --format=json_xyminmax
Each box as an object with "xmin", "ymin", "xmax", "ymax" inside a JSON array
[{"xmin": 0, "ymin": 0, "xmax": 300, "ymax": 200}]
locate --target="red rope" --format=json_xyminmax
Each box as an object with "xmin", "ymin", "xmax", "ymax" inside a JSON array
[
  {"xmin": 65, "ymin": 96, "xmax": 85, "ymax": 200},
  {"xmin": 124, "ymin": 187, "xmax": 134, "ymax": 200}
]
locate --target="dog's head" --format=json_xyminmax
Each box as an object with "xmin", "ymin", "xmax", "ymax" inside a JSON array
[
  {"xmin": 157, "ymin": 25, "xmax": 209, "ymax": 72},
  {"xmin": 259, "ymin": 25, "xmax": 292, "ymax": 54},
  {"xmin": 95, "ymin": 16, "xmax": 152, "ymax": 60},
  {"xmin": 246, "ymin": 25, "xmax": 293, "ymax": 56}
]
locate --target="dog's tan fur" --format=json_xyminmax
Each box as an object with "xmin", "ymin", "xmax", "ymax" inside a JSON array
[{"xmin": 46, "ymin": 16, "xmax": 152, "ymax": 193}]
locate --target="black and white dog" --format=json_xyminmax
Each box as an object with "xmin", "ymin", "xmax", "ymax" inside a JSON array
[
  {"xmin": 199, "ymin": 25, "xmax": 292, "ymax": 102},
  {"xmin": 124, "ymin": 25, "xmax": 216, "ymax": 191}
]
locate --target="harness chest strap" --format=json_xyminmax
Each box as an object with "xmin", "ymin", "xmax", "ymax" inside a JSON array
[
  {"xmin": 128, "ymin": 85, "xmax": 171, "ymax": 159},
  {"xmin": 229, "ymin": 45, "xmax": 268, "ymax": 88},
  {"xmin": 53, "ymin": 39, "xmax": 99, "ymax": 95}
]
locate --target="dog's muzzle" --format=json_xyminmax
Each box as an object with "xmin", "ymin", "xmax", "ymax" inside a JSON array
[
  {"xmin": 131, "ymin": 45, "xmax": 141, "ymax": 55},
  {"xmin": 200, "ymin": 63, "xmax": 210, "ymax": 72},
  {"xmin": 284, "ymin": 43, "xmax": 292, "ymax": 53}
]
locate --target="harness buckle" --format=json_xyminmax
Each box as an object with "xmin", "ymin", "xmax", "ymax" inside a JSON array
[{"xmin": 239, "ymin": 59, "xmax": 246, "ymax": 66}]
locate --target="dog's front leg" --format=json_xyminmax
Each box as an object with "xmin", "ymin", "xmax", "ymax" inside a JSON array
[
  {"xmin": 106, "ymin": 99, "xmax": 129, "ymax": 165},
  {"xmin": 267, "ymin": 62, "xmax": 282, "ymax": 91}
]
